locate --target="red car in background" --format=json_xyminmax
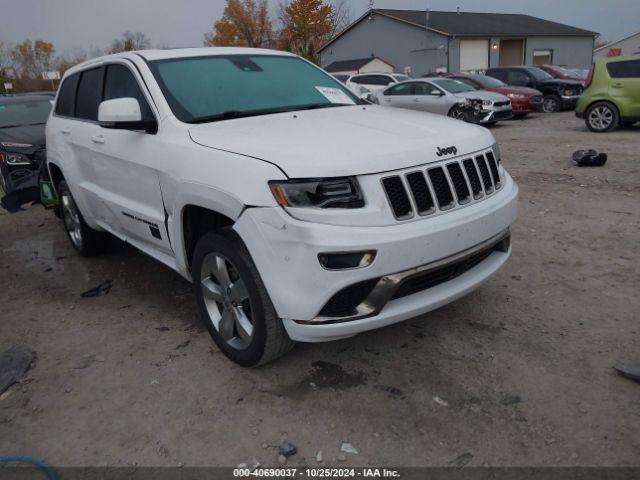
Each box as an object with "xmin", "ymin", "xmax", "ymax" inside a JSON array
[
  {"xmin": 448, "ymin": 74, "xmax": 543, "ymax": 117},
  {"xmin": 538, "ymin": 65, "xmax": 587, "ymax": 81}
]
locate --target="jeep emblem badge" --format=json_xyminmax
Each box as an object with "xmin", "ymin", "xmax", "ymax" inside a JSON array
[{"xmin": 436, "ymin": 146, "xmax": 458, "ymax": 157}]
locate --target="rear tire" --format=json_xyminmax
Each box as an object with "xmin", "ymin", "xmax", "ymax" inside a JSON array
[
  {"xmin": 58, "ymin": 180, "xmax": 108, "ymax": 256},
  {"xmin": 585, "ymin": 102, "xmax": 619, "ymax": 133},
  {"xmin": 193, "ymin": 230, "xmax": 294, "ymax": 367},
  {"xmin": 542, "ymin": 95, "xmax": 562, "ymax": 113}
]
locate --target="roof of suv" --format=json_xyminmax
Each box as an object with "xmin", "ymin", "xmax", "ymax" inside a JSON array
[{"xmin": 64, "ymin": 47, "xmax": 296, "ymax": 76}]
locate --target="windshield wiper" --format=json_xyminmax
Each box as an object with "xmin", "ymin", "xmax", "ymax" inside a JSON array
[{"xmin": 189, "ymin": 103, "xmax": 351, "ymax": 124}]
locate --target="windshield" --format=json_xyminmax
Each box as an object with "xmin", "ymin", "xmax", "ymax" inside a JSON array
[
  {"xmin": 471, "ymin": 75, "xmax": 506, "ymax": 88},
  {"xmin": 149, "ymin": 55, "xmax": 360, "ymax": 123},
  {"xmin": 393, "ymin": 74, "xmax": 410, "ymax": 82},
  {"xmin": 0, "ymin": 99, "xmax": 52, "ymax": 128},
  {"xmin": 526, "ymin": 67, "xmax": 553, "ymax": 81},
  {"xmin": 432, "ymin": 79, "xmax": 476, "ymax": 94}
]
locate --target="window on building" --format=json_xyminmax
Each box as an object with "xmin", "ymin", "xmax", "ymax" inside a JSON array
[{"xmin": 533, "ymin": 49, "xmax": 553, "ymax": 66}]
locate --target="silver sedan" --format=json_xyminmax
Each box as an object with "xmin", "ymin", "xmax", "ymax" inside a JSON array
[{"xmin": 375, "ymin": 78, "xmax": 513, "ymax": 125}]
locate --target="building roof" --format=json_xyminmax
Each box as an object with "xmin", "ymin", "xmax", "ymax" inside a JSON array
[
  {"xmin": 324, "ymin": 56, "xmax": 393, "ymax": 72},
  {"xmin": 320, "ymin": 9, "xmax": 597, "ymax": 52},
  {"xmin": 594, "ymin": 31, "xmax": 640, "ymax": 52}
]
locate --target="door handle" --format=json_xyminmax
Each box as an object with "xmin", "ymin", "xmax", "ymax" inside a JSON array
[
  {"xmin": 612, "ymin": 83, "xmax": 623, "ymax": 88},
  {"xmin": 413, "ymin": 98, "xmax": 420, "ymax": 102},
  {"xmin": 60, "ymin": 128, "xmax": 71, "ymax": 135},
  {"xmin": 91, "ymin": 135, "xmax": 105, "ymax": 144}
]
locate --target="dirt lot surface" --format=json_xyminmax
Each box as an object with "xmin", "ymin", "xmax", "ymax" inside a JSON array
[{"xmin": 1, "ymin": 112, "xmax": 639, "ymax": 468}]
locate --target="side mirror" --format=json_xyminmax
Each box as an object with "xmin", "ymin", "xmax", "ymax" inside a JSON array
[
  {"xmin": 98, "ymin": 98, "xmax": 156, "ymax": 133},
  {"xmin": 430, "ymin": 90, "xmax": 444, "ymax": 96}
]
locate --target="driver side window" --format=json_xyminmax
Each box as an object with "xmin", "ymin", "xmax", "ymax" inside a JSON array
[
  {"xmin": 413, "ymin": 83, "xmax": 438, "ymax": 95},
  {"xmin": 103, "ymin": 64, "xmax": 154, "ymax": 122},
  {"xmin": 507, "ymin": 71, "xmax": 531, "ymax": 86}
]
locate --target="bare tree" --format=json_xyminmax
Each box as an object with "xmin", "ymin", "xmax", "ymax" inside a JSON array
[
  {"xmin": 328, "ymin": 0, "xmax": 352, "ymax": 39},
  {"xmin": 107, "ymin": 31, "xmax": 152, "ymax": 54}
]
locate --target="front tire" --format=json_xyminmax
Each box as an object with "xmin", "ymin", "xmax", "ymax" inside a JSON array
[
  {"xmin": 448, "ymin": 106, "xmax": 469, "ymax": 122},
  {"xmin": 585, "ymin": 102, "xmax": 619, "ymax": 133},
  {"xmin": 542, "ymin": 95, "xmax": 561, "ymax": 113},
  {"xmin": 193, "ymin": 230, "xmax": 294, "ymax": 367},
  {"xmin": 58, "ymin": 180, "xmax": 108, "ymax": 256}
]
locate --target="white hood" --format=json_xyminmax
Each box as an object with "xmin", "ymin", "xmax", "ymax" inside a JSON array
[{"xmin": 189, "ymin": 105, "xmax": 495, "ymax": 178}]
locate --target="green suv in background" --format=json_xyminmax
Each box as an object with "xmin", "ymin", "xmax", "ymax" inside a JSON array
[{"xmin": 576, "ymin": 56, "xmax": 640, "ymax": 132}]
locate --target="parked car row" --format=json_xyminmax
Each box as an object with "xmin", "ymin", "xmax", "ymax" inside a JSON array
[{"xmin": 334, "ymin": 57, "xmax": 639, "ymax": 133}]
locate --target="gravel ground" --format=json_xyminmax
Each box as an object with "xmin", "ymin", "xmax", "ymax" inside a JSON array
[{"xmin": 1, "ymin": 111, "xmax": 639, "ymax": 468}]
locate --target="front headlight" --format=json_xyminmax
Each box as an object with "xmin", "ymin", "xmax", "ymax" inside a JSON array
[
  {"xmin": 482, "ymin": 100, "xmax": 493, "ymax": 106},
  {"xmin": 507, "ymin": 93, "xmax": 526, "ymax": 100},
  {"xmin": 269, "ymin": 177, "xmax": 364, "ymax": 209},
  {"xmin": 0, "ymin": 152, "xmax": 31, "ymax": 166}
]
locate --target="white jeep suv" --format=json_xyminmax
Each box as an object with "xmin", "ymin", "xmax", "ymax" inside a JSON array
[{"xmin": 46, "ymin": 48, "xmax": 518, "ymax": 366}]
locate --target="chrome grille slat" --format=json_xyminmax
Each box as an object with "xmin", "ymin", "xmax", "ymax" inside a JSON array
[
  {"xmin": 380, "ymin": 149, "xmax": 502, "ymax": 222},
  {"xmin": 428, "ymin": 167, "xmax": 455, "ymax": 210},
  {"xmin": 485, "ymin": 151, "xmax": 501, "ymax": 189},
  {"xmin": 475, "ymin": 154, "xmax": 494, "ymax": 194},
  {"xmin": 462, "ymin": 158, "xmax": 484, "ymax": 199},
  {"xmin": 405, "ymin": 171, "xmax": 435, "ymax": 216}
]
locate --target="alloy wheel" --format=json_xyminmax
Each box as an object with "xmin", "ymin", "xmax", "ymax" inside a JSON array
[
  {"xmin": 542, "ymin": 98, "xmax": 558, "ymax": 113},
  {"xmin": 61, "ymin": 193, "xmax": 83, "ymax": 249},
  {"xmin": 200, "ymin": 253, "xmax": 254, "ymax": 350},
  {"xmin": 588, "ymin": 106, "xmax": 614, "ymax": 131}
]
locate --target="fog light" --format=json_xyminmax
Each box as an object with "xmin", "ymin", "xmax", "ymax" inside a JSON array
[{"xmin": 318, "ymin": 251, "xmax": 376, "ymax": 270}]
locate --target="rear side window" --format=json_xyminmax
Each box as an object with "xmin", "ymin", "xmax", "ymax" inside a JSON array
[
  {"xmin": 607, "ymin": 60, "xmax": 640, "ymax": 79},
  {"xmin": 386, "ymin": 82, "xmax": 413, "ymax": 95},
  {"xmin": 55, "ymin": 73, "xmax": 79, "ymax": 117},
  {"xmin": 370, "ymin": 75, "xmax": 394, "ymax": 86},
  {"xmin": 75, "ymin": 68, "xmax": 103, "ymax": 121},
  {"xmin": 103, "ymin": 64, "xmax": 154, "ymax": 121}
]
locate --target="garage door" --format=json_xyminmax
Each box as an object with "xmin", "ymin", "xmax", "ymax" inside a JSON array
[{"xmin": 460, "ymin": 39, "xmax": 489, "ymax": 72}]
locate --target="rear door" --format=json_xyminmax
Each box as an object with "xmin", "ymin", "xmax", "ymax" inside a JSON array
[
  {"xmin": 606, "ymin": 59, "xmax": 640, "ymax": 117},
  {"xmin": 65, "ymin": 67, "xmax": 109, "ymax": 224},
  {"xmin": 91, "ymin": 62, "xmax": 173, "ymax": 255},
  {"xmin": 379, "ymin": 82, "xmax": 414, "ymax": 109}
]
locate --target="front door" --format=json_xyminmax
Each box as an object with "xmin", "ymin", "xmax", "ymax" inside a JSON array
[
  {"xmin": 91, "ymin": 62, "xmax": 173, "ymax": 256},
  {"xmin": 412, "ymin": 82, "xmax": 450, "ymax": 115},
  {"xmin": 500, "ymin": 40, "xmax": 525, "ymax": 66}
]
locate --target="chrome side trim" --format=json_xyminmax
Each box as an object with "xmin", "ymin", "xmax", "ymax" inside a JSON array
[{"xmin": 298, "ymin": 229, "xmax": 511, "ymax": 326}]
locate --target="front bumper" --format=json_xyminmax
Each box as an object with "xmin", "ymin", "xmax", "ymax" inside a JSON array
[
  {"xmin": 561, "ymin": 95, "xmax": 580, "ymax": 109},
  {"xmin": 476, "ymin": 106, "xmax": 513, "ymax": 123},
  {"xmin": 234, "ymin": 174, "xmax": 519, "ymax": 342}
]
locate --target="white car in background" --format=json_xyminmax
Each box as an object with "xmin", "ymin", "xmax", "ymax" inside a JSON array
[
  {"xmin": 376, "ymin": 78, "xmax": 513, "ymax": 125},
  {"xmin": 346, "ymin": 73, "xmax": 410, "ymax": 93}
]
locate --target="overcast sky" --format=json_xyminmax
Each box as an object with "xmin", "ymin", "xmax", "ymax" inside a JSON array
[{"xmin": 0, "ymin": 0, "xmax": 637, "ymax": 57}]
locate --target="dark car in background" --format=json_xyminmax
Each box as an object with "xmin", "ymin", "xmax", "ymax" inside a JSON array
[
  {"xmin": 486, "ymin": 66, "xmax": 584, "ymax": 113},
  {"xmin": 448, "ymin": 73, "xmax": 543, "ymax": 117},
  {"xmin": 0, "ymin": 95, "xmax": 52, "ymax": 194}
]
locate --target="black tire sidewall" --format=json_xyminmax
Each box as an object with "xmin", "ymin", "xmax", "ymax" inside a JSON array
[
  {"xmin": 543, "ymin": 95, "xmax": 561, "ymax": 113},
  {"xmin": 192, "ymin": 232, "xmax": 272, "ymax": 367},
  {"xmin": 585, "ymin": 102, "xmax": 619, "ymax": 133},
  {"xmin": 58, "ymin": 180, "xmax": 107, "ymax": 256}
]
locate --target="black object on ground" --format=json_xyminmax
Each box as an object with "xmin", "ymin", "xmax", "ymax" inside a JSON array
[
  {"xmin": 278, "ymin": 441, "xmax": 297, "ymax": 458},
  {"xmin": 0, "ymin": 187, "xmax": 40, "ymax": 213},
  {"xmin": 613, "ymin": 362, "xmax": 640, "ymax": 383},
  {"xmin": 572, "ymin": 150, "xmax": 608, "ymax": 167},
  {"xmin": 81, "ymin": 280, "xmax": 113, "ymax": 298},
  {"xmin": 0, "ymin": 345, "xmax": 35, "ymax": 395}
]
